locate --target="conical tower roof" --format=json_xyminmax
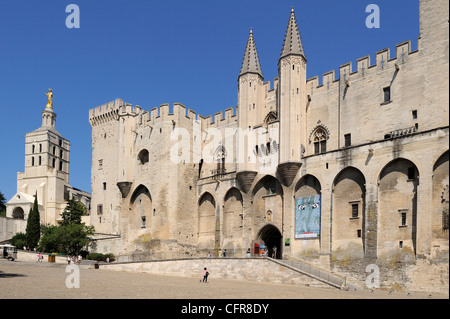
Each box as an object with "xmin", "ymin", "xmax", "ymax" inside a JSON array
[
  {"xmin": 280, "ymin": 7, "xmax": 305, "ymax": 59},
  {"xmin": 239, "ymin": 28, "xmax": 263, "ymax": 78}
]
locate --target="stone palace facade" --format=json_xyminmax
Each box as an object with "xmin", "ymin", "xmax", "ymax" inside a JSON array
[{"xmin": 88, "ymin": 0, "xmax": 448, "ymax": 288}]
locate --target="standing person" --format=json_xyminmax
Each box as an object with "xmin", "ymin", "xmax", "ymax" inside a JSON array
[
  {"xmin": 67, "ymin": 256, "xmax": 71, "ymax": 265},
  {"xmin": 207, "ymin": 252, "xmax": 211, "ymax": 258},
  {"xmin": 272, "ymin": 246, "xmax": 277, "ymax": 259},
  {"xmin": 203, "ymin": 267, "xmax": 209, "ymax": 283},
  {"xmin": 247, "ymin": 248, "xmax": 251, "ymax": 258},
  {"xmin": 223, "ymin": 249, "xmax": 227, "ymax": 257}
]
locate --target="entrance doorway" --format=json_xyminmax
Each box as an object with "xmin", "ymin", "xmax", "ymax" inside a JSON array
[{"xmin": 257, "ymin": 224, "xmax": 282, "ymax": 259}]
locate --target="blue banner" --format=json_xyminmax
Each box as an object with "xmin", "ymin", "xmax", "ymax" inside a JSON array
[{"xmin": 295, "ymin": 195, "xmax": 321, "ymax": 239}]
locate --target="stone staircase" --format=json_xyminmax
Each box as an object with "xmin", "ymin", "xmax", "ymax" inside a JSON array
[{"xmin": 271, "ymin": 258, "xmax": 360, "ymax": 290}]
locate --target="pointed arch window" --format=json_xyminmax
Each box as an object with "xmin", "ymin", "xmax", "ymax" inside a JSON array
[
  {"xmin": 313, "ymin": 127, "xmax": 328, "ymax": 154},
  {"xmin": 214, "ymin": 146, "xmax": 226, "ymax": 175}
]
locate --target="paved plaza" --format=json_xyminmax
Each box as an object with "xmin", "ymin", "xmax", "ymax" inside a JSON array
[{"xmin": 0, "ymin": 259, "xmax": 448, "ymax": 300}]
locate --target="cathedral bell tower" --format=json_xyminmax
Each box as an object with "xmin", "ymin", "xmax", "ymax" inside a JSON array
[{"xmin": 14, "ymin": 89, "xmax": 71, "ymax": 225}]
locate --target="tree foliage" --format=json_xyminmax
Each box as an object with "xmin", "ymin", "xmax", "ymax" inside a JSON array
[
  {"xmin": 10, "ymin": 232, "xmax": 27, "ymax": 249},
  {"xmin": 60, "ymin": 198, "xmax": 85, "ymax": 226},
  {"xmin": 38, "ymin": 199, "xmax": 94, "ymax": 255},
  {"xmin": 0, "ymin": 191, "xmax": 6, "ymax": 216},
  {"xmin": 40, "ymin": 223, "xmax": 94, "ymax": 256},
  {"xmin": 25, "ymin": 194, "xmax": 41, "ymax": 249}
]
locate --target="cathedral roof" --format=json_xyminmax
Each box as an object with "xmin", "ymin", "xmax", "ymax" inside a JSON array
[
  {"xmin": 239, "ymin": 28, "xmax": 263, "ymax": 78},
  {"xmin": 280, "ymin": 7, "xmax": 305, "ymax": 59}
]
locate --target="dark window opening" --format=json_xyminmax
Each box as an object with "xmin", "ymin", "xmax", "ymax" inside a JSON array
[
  {"xmin": 138, "ymin": 149, "xmax": 149, "ymax": 164},
  {"xmin": 265, "ymin": 180, "xmax": 277, "ymax": 195},
  {"xmin": 412, "ymin": 110, "xmax": 417, "ymax": 119},
  {"xmin": 344, "ymin": 134, "xmax": 351, "ymax": 147},
  {"xmin": 383, "ymin": 87, "xmax": 391, "ymax": 102},
  {"xmin": 352, "ymin": 203, "xmax": 359, "ymax": 218},
  {"xmin": 401, "ymin": 212, "xmax": 407, "ymax": 226}
]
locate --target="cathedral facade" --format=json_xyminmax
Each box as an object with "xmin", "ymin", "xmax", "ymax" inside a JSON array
[{"xmin": 89, "ymin": 0, "xmax": 448, "ymax": 287}]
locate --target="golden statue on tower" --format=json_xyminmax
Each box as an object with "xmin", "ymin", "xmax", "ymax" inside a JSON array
[{"xmin": 45, "ymin": 88, "xmax": 53, "ymax": 109}]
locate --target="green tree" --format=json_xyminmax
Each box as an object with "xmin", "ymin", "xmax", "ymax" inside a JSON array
[
  {"xmin": 60, "ymin": 198, "xmax": 85, "ymax": 226},
  {"xmin": 25, "ymin": 194, "xmax": 40, "ymax": 249},
  {"xmin": 39, "ymin": 199, "xmax": 94, "ymax": 255},
  {"xmin": 40, "ymin": 223, "xmax": 94, "ymax": 256},
  {"xmin": 0, "ymin": 191, "xmax": 6, "ymax": 217},
  {"xmin": 10, "ymin": 232, "xmax": 27, "ymax": 249}
]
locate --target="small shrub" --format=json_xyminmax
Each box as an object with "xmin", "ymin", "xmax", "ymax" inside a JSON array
[
  {"xmin": 10, "ymin": 232, "xmax": 27, "ymax": 249},
  {"xmin": 86, "ymin": 252, "xmax": 115, "ymax": 262}
]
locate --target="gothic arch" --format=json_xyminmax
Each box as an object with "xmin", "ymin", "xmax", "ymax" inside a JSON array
[
  {"xmin": 257, "ymin": 224, "xmax": 282, "ymax": 259},
  {"xmin": 263, "ymin": 111, "xmax": 277, "ymax": 128},
  {"xmin": 222, "ymin": 188, "xmax": 244, "ymax": 253},
  {"xmin": 130, "ymin": 184, "xmax": 152, "ymax": 204},
  {"xmin": 251, "ymin": 175, "xmax": 284, "ymax": 198},
  {"xmin": 198, "ymin": 192, "xmax": 217, "ymax": 252},
  {"xmin": 378, "ymin": 158, "xmax": 419, "ymax": 256},
  {"xmin": 251, "ymin": 175, "xmax": 284, "ymax": 241},
  {"xmin": 308, "ymin": 123, "xmax": 330, "ymax": 154},
  {"xmin": 294, "ymin": 174, "xmax": 322, "ymax": 197},
  {"xmin": 129, "ymin": 184, "xmax": 152, "ymax": 231},
  {"xmin": 331, "ymin": 167, "xmax": 366, "ymax": 257},
  {"xmin": 432, "ymin": 150, "xmax": 449, "ymax": 238}
]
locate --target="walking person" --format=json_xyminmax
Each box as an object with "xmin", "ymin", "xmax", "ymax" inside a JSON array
[{"xmin": 203, "ymin": 267, "xmax": 209, "ymax": 283}]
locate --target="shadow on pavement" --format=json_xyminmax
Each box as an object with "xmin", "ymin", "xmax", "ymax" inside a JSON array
[{"xmin": 0, "ymin": 270, "xmax": 26, "ymax": 278}]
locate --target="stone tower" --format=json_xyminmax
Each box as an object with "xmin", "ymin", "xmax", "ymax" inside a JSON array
[
  {"xmin": 6, "ymin": 91, "xmax": 91, "ymax": 226},
  {"xmin": 278, "ymin": 7, "xmax": 307, "ymax": 164},
  {"xmin": 237, "ymin": 28, "xmax": 264, "ymax": 172}
]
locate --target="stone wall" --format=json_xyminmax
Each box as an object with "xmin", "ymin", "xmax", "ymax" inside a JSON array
[{"xmin": 0, "ymin": 217, "xmax": 26, "ymax": 242}]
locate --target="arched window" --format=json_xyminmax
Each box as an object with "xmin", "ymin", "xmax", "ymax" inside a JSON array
[
  {"xmin": 137, "ymin": 149, "xmax": 149, "ymax": 164},
  {"xmin": 312, "ymin": 127, "xmax": 328, "ymax": 154},
  {"xmin": 214, "ymin": 146, "xmax": 226, "ymax": 174}
]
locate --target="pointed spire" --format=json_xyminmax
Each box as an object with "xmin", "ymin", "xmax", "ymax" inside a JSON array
[
  {"xmin": 280, "ymin": 7, "xmax": 305, "ymax": 59},
  {"xmin": 239, "ymin": 28, "xmax": 263, "ymax": 78}
]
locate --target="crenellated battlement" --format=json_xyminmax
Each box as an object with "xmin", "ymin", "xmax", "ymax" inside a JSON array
[
  {"xmin": 89, "ymin": 98, "xmax": 238, "ymax": 130},
  {"xmin": 89, "ymin": 98, "xmax": 124, "ymax": 126},
  {"xmin": 306, "ymin": 39, "xmax": 416, "ymax": 95}
]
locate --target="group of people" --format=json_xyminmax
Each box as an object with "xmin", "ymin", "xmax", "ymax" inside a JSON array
[
  {"xmin": 67, "ymin": 255, "xmax": 83, "ymax": 265},
  {"xmin": 206, "ymin": 249, "xmax": 227, "ymax": 258}
]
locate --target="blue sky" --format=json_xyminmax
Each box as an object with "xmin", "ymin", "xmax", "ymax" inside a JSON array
[{"xmin": 0, "ymin": 0, "xmax": 419, "ymax": 201}]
